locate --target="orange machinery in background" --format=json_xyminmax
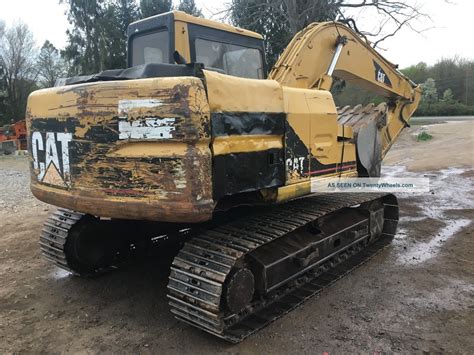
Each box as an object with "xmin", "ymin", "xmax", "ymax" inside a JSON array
[{"xmin": 0, "ymin": 120, "xmax": 27, "ymax": 154}]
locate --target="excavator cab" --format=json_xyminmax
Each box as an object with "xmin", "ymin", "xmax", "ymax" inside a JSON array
[{"xmin": 127, "ymin": 11, "xmax": 267, "ymax": 79}]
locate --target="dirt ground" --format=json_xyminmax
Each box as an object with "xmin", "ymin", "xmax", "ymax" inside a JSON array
[{"xmin": 0, "ymin": 121, "xmax": 473, "ymax": 353}]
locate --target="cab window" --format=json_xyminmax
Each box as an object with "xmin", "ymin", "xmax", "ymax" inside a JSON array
[
  {"xmin": 131, "ymin": 30, "xmax": 169, "ymax": 66},
  {"xmin": 195, "ymin": 38, "xmax": 263, "ymax": 79}
]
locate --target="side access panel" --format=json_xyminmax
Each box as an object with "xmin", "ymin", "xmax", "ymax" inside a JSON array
[
  {"xmin": 282, "ymin": 87, "xmax": 357, "ymax": 183},
  {"xmin": 204, "ymin": 71, "xmax": 286, "ymax": 199}
]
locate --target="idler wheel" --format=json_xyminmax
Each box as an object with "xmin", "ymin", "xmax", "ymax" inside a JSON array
[
  {"xmin": 224, "ymin": 268, "xmax": 255, "ymax": 314},
  {"xmin": 64, "ymin": 216, "xmax": 110, "ymax": 274}
]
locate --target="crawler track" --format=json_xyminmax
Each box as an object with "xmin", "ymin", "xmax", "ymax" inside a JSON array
[
  {"xmin": 39, "ymin": 208, "xmax": 190, "ymax": 276},
  {"xmin": 167, "ymin": 193, "xmax": 398, "ymax": 342},
  {"xmin": 39, "ymin": 208, "xmax": 87, "ymax": 275},
  {"xmin": 40, "ymin": 193, "xmax": 398, "ymax": 342}
]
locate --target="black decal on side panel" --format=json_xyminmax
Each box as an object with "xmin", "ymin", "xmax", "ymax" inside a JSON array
[
  {"xmin": 285, "ymin": 125, "xmax": 357, "ymax": 178},
  {"xmin": 211, "ymin": 112, "xmax": 285, "ymax": 136},
  {"xmin": 212, "ymin": 149, "xmax": 285, "ymax": 199},
  {"xmin": 285, "ymin": 125, "xmax": 310, "ymax": 178},
  {"xmin": 373, "ymin": 60, "xmax": 392, "ymax": 88}
]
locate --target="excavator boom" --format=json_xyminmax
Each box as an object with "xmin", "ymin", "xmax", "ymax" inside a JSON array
[
  {"xmin": 270, "ymin": 21, "xmax": 421, "ymax": 160},
  {"xmin": 270, "ymin": 22, "xmax": 419, "ymax": 100}
]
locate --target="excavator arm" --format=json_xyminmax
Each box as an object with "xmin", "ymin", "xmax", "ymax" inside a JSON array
[{"xmin": 269, "ymin": 22, "xmax": 421, "ymax": 174}]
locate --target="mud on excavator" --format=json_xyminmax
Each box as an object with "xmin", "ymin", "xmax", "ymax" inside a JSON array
[{"xmin": 26, "ymin": 11, "xmax": 421, "ymax": 342}]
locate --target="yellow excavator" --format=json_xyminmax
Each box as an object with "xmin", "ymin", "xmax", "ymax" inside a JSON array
[{"xmin": 26, "ymin": 11, "xmax": 421, "ymax": 342}]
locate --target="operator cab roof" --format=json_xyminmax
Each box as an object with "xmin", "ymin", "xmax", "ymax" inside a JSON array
[{"xmin": 128, "ymin": 10, "xmax": 263, "ymax": 40}]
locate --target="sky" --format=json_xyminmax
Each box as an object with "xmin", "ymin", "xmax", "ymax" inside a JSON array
[{"xmin": 0, "ymin": 0, "xmax": 471, "ymax": 68}]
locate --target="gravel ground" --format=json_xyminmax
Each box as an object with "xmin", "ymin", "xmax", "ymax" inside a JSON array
[{"xmin": 0, "ymin": 121, "xmax": 473, "ymax": 353}]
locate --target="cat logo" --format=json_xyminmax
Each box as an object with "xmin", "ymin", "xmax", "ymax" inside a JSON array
[
  {"xmin": 31, "ymin": 131, "xmax": 72, "ymax": 187},
  {"xmin": 373, "ymin": 60, "xmax": 392, "ymax": 88},
  {"xmin": 286, "ymin": 156, "xmax": 306, "ymax": 175},
  {"xmin": 377, "ymin": 70, "xmax": 386, "ymax": 83}
]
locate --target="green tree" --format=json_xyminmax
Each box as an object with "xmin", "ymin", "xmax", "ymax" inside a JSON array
[
  {"xmin": 177, "ymin": 0, "xmax": 202, "ymax": 17},
  {"xmin": 99, "ymin": 2, "xmax": 131, "ymax": 70},
  {"xmin": 441, "ymin": 88, "xmax": 454, "ymax": 103},
  {"xmin": 421, "ymin": 78, "xmax": 437, "ymax": 104},
  {"xmin": 230, "ymin": 0, "xmax": 291, "ymax": 67},
  {"xmin": 102, "ymin": 0, "xmax": 139, "ymax": 68},
  {"xmin": 431, "ymin": 58, "xmax": 474, "ymax": 106},
  {"xmin": 399, "ymin": 57, "xmax": 474, "ymax": 107},
  {"xmin": 140, "ymin": 0, "xmax": 172, "ymax": 18},
  {"xmin": 431, "ymin": 58, "xmax": 458, "ymax": 101},
  {"xmin": 61, "ymin": 0, "xmax": 139, "ymax": 74},
  {"xmin": 61, "ymin": 0, "xmax": 103, "ymax": 74},
  {"xmin": 401, "ymin": 62, "xmax": 429, "ymax": 84},
  {"xmin": 37, "ymin": 41, "xmax": 67, "ymax": 88},
  {"xmin": 62, "ymin": 0, "xmax": 104, "ymax": 74},
  {"xmin": 0, "ymin": 22, "xmax": 38, "ymax": 122},
  {"xmin": 116, "ymin": 0, "xmax": 139, "ymax": 35}
]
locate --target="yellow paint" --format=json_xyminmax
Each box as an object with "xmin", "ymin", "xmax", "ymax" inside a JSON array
[
  {"xmin": 108, "ymin": 141, "xmax": 209, "ymax": 158},
  {"xmin": 305, "ymin": 91, "xmax": 341, "ymax": 165},
  {"xmin": 27, "ymin": 77, "xmax": 206, "ymax": 129},
  {"xmin": 268, "ymin": 21, "xmax": 421, "ymax": 168},
  {"xmin": 337, "ymin": 124, "xmax": 353, "ymax": 139},
  {"xmin": 337, "ymin": 142, "xmax": 356, "ymax": 164},
  {"xmin": 173, "ymin": 11, "xmax": 262, "ymax": 39},
  {"xmin": 275, "ymin": 181, "xmax": 311, "ymax": 202},
  {"xmin": 174, "ymin": 20, "xmax": 191, "ymax": 62},
  {"xmin": 213, "ymin": 135, "xmax": 283, "ymax": 156},
  {"xmin": 204, "ymin": 70, "xmax": 284, "ymax": 113},
  {"xmin": 275, "ymin": 169, "xmax": 358, "ymax": 203}
]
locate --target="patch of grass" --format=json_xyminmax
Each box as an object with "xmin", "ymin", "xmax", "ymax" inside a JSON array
[{"xmin": 417, "ymin": 131, "xmax": 433, "ymax": 141}]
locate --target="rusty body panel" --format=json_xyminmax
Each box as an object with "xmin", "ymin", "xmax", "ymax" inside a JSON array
[{"xmin": 27, "ymin": 77, "xmax": 214, "ymax": 222}]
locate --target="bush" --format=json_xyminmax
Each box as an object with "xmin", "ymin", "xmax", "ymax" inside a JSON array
[
  {"xmin": 414, "ymin": 101, "xmax": 474, "ymax": 116},
  {"xmin": 417, "ymin": 132, "xmax": 433, "ymax": 141}
]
